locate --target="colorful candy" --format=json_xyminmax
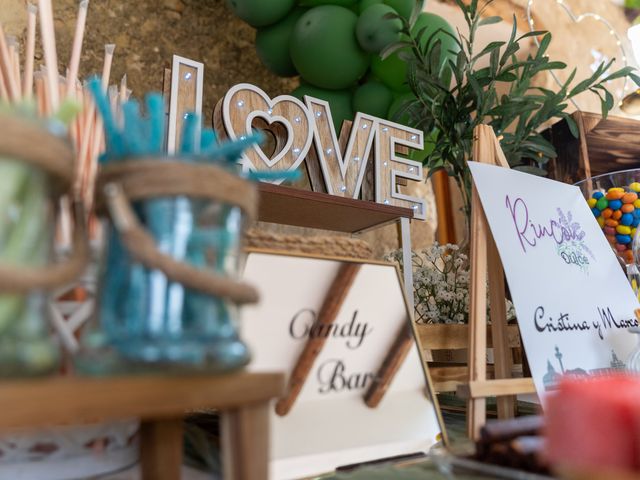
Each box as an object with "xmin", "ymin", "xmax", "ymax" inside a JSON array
[{"xmin": 590, "ymin": 185, "xmax": 640, "ymax": 263}]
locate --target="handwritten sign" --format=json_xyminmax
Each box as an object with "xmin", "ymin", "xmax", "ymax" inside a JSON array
[
  {"xmin": 469, "ymin": 162, "xmax": 639, "ymax": 398},
  {"xmin": 239, "ymin": 251, "xmax": 442, "ymax": 480}
]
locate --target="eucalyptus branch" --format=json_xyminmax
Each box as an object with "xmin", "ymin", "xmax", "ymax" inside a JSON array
[{"xmin": 385, "ymin": 0, "xmax": 640, "ymax": 222}]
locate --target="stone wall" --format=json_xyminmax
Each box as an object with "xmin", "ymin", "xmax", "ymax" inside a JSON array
[{"xmin": 3, "ymin": 0, "xmax": 298, "ymax": 115}]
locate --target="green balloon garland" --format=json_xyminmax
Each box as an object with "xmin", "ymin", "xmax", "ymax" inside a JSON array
[{"xmin": 226, "ymin": 0, "xmax": 458, "ymax": 158}]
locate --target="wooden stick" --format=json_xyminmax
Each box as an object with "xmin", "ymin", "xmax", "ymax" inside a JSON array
[
  {"xmin": 0, "ymin": 65, "xmax": 8, "ymax": 102},
  {"xmin": 118, "ymin": 73, "xmax": 128, "ymax": 123},
  {"xmin": 66, "ymin": 0, "xmax": 89, "ymax": 98},
  {"xmin": 38, "ymin": 0, "xmax": 60, "ymax": 110},
  {"xmin": 84, "ymin": 44, "xmax": 115, "ymax": 206},
  {"xmin": 23, "ymin": 3, "xmax": 37, "ymax": 100},
  {"xmin": 7, "ymin": 36, "xmax": 21, "ymax": 99},
  {"xmin": 275, "ymin": 262, "xmax": 361, "ymax": 416},
  {"xmin": 34, "ymin": 72, "xmax": 45, "ymax": 115},
  {"xmin": 364, "ymin": 324, "xmax": 413, "ymax": 408},
  {"xmin": 119, "ymin": 74, "xmax": 128, "ymax": 102},
  {"xmin": 0, "ymin": 23, "xmax": 19, "ymax": 101},
  {"xmin": 37, "ymin": 67, "xmax": 52, "ymax": 117},
  {"xmin": 101, "ymin": 44, "xmax": 115, "ymax": 89}
]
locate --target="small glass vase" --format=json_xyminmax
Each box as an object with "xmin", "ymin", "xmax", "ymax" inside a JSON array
[
  {"xmin": 0, "ymin": 159, "xmax": 59, "ymax": 376},
  {"xmin": 76, "ymin": 193, "xmax": 251, "ymax": 374}
]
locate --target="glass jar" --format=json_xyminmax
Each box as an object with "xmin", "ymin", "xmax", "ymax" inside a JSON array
[
  {"xmin": 0, "ymin": 159, "xmax": 59, "ymax": 376},
  {"xmin": 575, "ymin": 169, "xmax": 640, "ymax": 294},
  {"xmin": 77, "ymin": 191, "xmax": 251, "ymax": 374}
]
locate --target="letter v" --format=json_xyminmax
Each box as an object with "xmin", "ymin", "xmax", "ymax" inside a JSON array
[{"xmin": 304, "ymin": 96, "xmax": 377, "ymax": 198}]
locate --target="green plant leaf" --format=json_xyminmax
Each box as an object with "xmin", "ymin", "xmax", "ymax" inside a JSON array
[
  {"xmin": 479, "ymin": 16, "xmax": 502, "ymax": 26},
  {"xmin": 514, "ymin": 165, "xmax": 548, "ymax": 176},
  {"xmin": 472, "ymin": 41, "xmax": 505, "ymax": 62},
  {"xmin": 380, "ymin": 41, "xmax": 411, "ymax": 60}
]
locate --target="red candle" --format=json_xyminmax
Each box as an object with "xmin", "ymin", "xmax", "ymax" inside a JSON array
[{"xmin": 545, "ymin": 374, "xmax": 640, "ymax": 475}]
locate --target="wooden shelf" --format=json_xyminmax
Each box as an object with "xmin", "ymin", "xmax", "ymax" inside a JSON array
[
  {"xmin": 0, "ymin": 372, "xmax": 283, "ymax": 429},
  {"xmin": 258, "ymin": 183, "xmax": 414, "ymax": 233},
  {"xmin": 0, "ymin": 372, "xmax": 284, "ymax": 480}
]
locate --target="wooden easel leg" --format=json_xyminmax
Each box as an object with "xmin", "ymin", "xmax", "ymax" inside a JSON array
[
  {"xmin": 221, "ymin": 403, "xmax": 270, "ymax": 480},
  {"xmin": 487, "ymin": 234, "xmax": 515, "ymax": 419},
  {"xmin": 467, "ymin": 197, "xmax": 488, "ymax": 438},
  {"xmin": 467, "ymin": 126, "xmax": 490, "ymax": 440},
  {"xmin": 140, "ymin": 418, "xmax": 183, "ymax": 480}
]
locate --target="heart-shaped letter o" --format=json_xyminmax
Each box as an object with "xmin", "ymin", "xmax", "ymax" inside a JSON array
[{"xmin": 222, "ymin": 83, "xmax": 314, "ymax": 182}]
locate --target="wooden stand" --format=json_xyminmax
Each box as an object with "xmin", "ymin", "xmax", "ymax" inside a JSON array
[
  {"xmin": 416, "ymin": 323, "xmax": 523, "ymax": 393},
  {"xmin": 0, "ymin": 373, "xmax": 284, "ymax": 480},
  {"xmin": 457, "ymin": 125, "xmax": 535, "ymax": 440}
]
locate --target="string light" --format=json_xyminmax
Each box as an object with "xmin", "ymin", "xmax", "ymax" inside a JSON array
[{"xmin": 526, "ymin": 0, "xmax": 630, "ymax": 109}]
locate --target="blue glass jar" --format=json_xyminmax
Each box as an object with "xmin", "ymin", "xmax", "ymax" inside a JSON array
[{"xmin": 78, "ymin": 190, "xmax": 251, "ymax": 374}]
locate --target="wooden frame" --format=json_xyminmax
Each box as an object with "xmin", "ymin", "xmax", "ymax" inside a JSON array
[
  {"xmin": 460, "ymin": 125, "xmax": 535, "ymax": 440},
  {"xmin": 166, "ymin": 55, "xmax": 204, "ymax": 154},
  {"xmin": 244, "ymin": 247, "xmax": 449, "ymax": 447}
]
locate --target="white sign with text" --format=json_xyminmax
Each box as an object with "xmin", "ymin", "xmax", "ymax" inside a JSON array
[
  {"xmin": 469, "ymin": 162, "xmax": 639, "ymax": 398},
  {"xmin": 240, "ymin": 252, "xmax": 441, "ymax": 480}
]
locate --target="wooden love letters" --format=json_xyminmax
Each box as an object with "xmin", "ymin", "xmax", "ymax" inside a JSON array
[{"xmin": 214, "ymin": 83, "xmax": 427, "ymax": 220}]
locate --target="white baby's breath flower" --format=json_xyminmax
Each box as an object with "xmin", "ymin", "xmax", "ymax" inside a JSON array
[{"xmin": 385, "ymin": 243, "xmax": 517, "ymax": 325}]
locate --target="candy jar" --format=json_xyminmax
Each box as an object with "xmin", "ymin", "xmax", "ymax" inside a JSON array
[
  {"xmin": 75, "ymin": 84, "xmax": 262, "ymax": 374},
  {"xmin": 576, "ymin": 169, "xmax": 640, "ymax": 294},
  {"xmin": 0, "ymin": 115, "xmax": 87, "ymax": 377}
]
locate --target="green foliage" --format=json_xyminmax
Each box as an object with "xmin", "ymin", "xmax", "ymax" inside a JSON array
[
  {"xmin": 626, "ymin": 0, "xmax": 640, "ymax": 10},
  {"xmin": 385, "ymin": 0, "xmax": 640, "ymax": 218}
]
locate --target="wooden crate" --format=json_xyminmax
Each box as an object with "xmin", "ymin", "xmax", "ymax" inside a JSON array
[{"xmin": 544, "ymin": 112, "xmax": 640, "ymax": 184}]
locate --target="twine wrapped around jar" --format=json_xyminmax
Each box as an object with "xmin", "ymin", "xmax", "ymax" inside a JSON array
[
  {"xmin": 77, "ymin": 157, "xmax": 260, "ymax": 372},
  {"xmin": 95, "ymin": 159, "xmax": 260, "ymax": 305}
]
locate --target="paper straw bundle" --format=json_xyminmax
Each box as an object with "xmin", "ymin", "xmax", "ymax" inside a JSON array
[{"xmin": 0, "ymin": 1, "xmax": 134, "ymax": 221}]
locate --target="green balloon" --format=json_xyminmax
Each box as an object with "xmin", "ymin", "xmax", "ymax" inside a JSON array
[
  {"xmin": 408, "ymin": 130, "xmax": 436, "ymax": 163},
  {"xmin": 225, "ymin": 0, "xmax": 295, "ymax": 27},
  {"xmin": 372, "ymin": 12, "xmax": 459, "ymax": 91},
  {"xmin": 300, "ymin": 0, "xmax": 358, "ymax": 5},
  {"xmin": 413, "ymin": 12, "xmax": 459, "ymax": 58},
  {"xmin": 387, "ymin": 92, "xmax": 416, "ymax": 125},
  {"xmin": 356, "ymin": 4, "xmax": 402, "ymax": 53},
  {"xmin": 383, "ymin": 0, "xmax": 421, "ymax": 20},
  {"xmin": 255, "ymin": 8, "xmax": 305, "ymax": 77},
  {"xmin": 292, "ymin": 84, "xmax": 354, "ymax": 131},
  {"xmin": 371, "ymin": 51, "xmax": 410, "ymax": 92},
  {"xmin": 358, "ymin": 0, "xmax": 384, "ymax": 13},
  {"xmin": 352, "ymin": 81, "xmax": 393, "ymax": 118},
  {"xmin": 290, "ymin": 6, "xmax": 369, "ymax": 89}
]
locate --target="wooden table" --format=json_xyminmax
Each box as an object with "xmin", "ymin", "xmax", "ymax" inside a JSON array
[{"xmin": 0, "ymin": 372, "xmax": 284, "ymax": 480}]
